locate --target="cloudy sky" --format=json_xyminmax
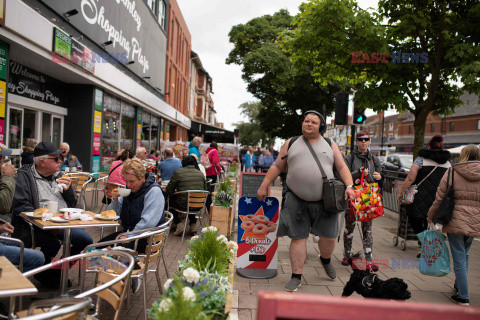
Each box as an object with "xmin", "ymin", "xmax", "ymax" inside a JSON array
[{"xmin": 178, "ymin": 0, "xmax": 379, "ymax": 131}]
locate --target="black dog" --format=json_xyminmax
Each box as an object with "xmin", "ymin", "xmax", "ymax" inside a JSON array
[{"xmin": 342, "ymin": 256, "xmax": 411, "ymax": 300}]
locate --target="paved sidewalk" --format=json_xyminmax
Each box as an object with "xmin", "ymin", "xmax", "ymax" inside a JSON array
[{"xmin": 231, "ymin": 184, "xmax": 480, "ymax": 320}]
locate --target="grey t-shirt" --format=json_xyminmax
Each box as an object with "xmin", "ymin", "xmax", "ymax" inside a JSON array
[
  {"xmin": 32, "ymin": 167, "xmax": 68, "ymax": 210},
  {"xmin": 286, "ymin": 136, "xmax": 335, "ymax": 201}
]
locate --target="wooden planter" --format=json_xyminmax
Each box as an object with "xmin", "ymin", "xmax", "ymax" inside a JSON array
[
  {"xmin": 209, "ymin": 205, "xmax": 234, "ymax": 237},
  {"xmin": 224, "ymin": 257, "xmax": 236, "ymax": 315}
]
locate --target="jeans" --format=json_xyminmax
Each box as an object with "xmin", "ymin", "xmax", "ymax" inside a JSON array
[
  {"xmin": 34, "ymin": 228, "xmax": 93, "ymax": 263},
  {"xmin": 447, "ymin": 233, "xmax": 474, "ymax": 300},
  {"xmin": 0, "ymin": 240, "xmax": 45, "ymax": 272}
]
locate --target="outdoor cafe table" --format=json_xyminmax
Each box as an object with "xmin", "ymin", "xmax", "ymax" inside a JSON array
[
  {"xmin": 19, "ymin": 212, "xmax": 120, "ymax": 295},
  {"xmin": 0, "ymin": 256, "xmax": 38, "ymax": 319}
]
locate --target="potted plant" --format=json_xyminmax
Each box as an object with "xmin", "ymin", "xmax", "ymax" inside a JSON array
[{"xmin": 210, "ymin": 181, "xmax": 235, "ymax": 237}]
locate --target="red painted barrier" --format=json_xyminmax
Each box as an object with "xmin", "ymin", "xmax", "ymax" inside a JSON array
[{"xmin": 257, "ymin": 291, "xmax": 480, "ymax": 320}]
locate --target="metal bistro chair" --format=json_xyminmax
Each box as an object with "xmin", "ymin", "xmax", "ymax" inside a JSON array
[
  {"xmin": 81, "ymin": 223, "xmax": 171, "ymax": 320},
  {"xmin": 170, "ymin": 190, "xmax": 209, "ymax": 241},
  {"xmin": 16, "ymin": 297, "xmax": 91, "ymax": 320},
  {"xmin": 90, "ymin": 174, "xmax": 108, "ymax": 210},
  {"xmin": 0, "ymin": 235, "xmax": 24, "ymax": 272},
  {"xmin": 22, "ymin": 251, "xmax": 135, "ymax": 320},
  {"xmin": 66, "ymin": 173, "xmax": 94, "ymax": 210}
]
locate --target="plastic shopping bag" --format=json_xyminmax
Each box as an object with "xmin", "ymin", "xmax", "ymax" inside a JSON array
[
  {"xmin": 349, "ymin": 170, "xmax": 384, "ymax": 222},
  {"xmin": 418, "ymin": 227, "xmax": 450, "ymax": 277}
]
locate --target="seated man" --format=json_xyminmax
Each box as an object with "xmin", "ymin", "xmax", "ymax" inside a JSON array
[
  {"xmin": 158, "ymin": 148, "xmax": 182, "ymax": 181},
  {"xmin": 0, "ymin": 145, "xmax": 44, "ymax": 272},
  {"xmin": 60, "ymin": 142, "xmax": 82, "ymax": 171},
  {"xmin": 102, "ymin": 158, "xmax": 165, "ymax": 253},
  {"xmin": 136, "ymin": 147, "xmax": 147, "ymax": 161},
  {"xmin": 12, "ymin": 142, "xmax": 93, "ymax": 287},
  {"xmin": 166, "ymin": 156, "xmax": 207, "ymax": 235}
]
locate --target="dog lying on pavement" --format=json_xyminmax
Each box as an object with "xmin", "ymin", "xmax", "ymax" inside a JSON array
[{"xmin": 342, "ymin": 255, "xmax": 411, "ymax": 300}]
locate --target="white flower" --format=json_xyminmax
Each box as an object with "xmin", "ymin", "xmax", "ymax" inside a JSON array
[
  {"xmin": 182, "ymin": 286, "xmax": 196, "ymax": 302},
  {"xmin": 230, "ymin": 249, "xmax": 235, "ymax": 256},
  {"xmin": 191, "ymin": 235, "xmax": 199, "ymax": 242},
  {"xmin": 228, "ymin": 241, "xmax": 238, "ymax": 251},
  {"xmin": 201, "ymin": 227, "xmax": 208, "ymax": 233},
  {"xmin": 207, "ymin": 226, "xmax": 218, "ymax": 233},
  {"xmin": 158, "ymin": 298, "xmax": 173, "ymax": 312},
  {"xmin": 216, "ymin": 235, "xmax": 228, "ymax": 244},
  {"xmin": 163, "ymin": 279, "xmax": 173, "ymax": 291},
  {"xmin": 183, "ymin": 267, "xmax": 200, "ymax": 283}
]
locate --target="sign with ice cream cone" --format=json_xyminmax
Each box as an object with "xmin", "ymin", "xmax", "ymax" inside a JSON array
[{"xmin": 236, "ymin": 196, "xmax": 279, "ymax": 279}]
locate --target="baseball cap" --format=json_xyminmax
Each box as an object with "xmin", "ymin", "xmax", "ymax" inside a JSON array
[
  {"xmin": 34, "ymin": 141, "xmax": 65, "ymax": 157},
  {"xmin": 0, "ymin": 143, "xmax": 12, "ymax": 156}
]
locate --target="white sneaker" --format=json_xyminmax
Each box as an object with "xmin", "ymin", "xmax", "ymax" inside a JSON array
[{"xmin": 312, "ymin": 235, "xmax": 320, "ymax": 243}]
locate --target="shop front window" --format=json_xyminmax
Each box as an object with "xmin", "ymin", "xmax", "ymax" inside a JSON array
[
  {"xmin": 151, "ymin": 117, "xmax": 159, "ymax": 152},
  {"xmin": 121, "ymin": 101, "xmax": 135, "ymax": 150},
  {"xmin": 141, "ymin": 111, "xmax": 151, "ymax": 151},
  {"xmin": 101, "ymin": 94, "xmax": 121, "ymax": 171}
]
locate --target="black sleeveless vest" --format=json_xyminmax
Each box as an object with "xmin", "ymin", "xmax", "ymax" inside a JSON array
[{"xmin": 120, "ymin": 173, "xmax": 163, "ymax": 231}]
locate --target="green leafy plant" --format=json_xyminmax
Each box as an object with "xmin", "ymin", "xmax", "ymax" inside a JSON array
[
  {"xmin": 214, "ymin": 191, "xmax": 233, "ymax": 207},
  {"xmin": 179, "ymin": 227, "xmax": 232, "ymax": 275},
  {"xmin": 217, "ymin": 179, "xmax": 233, "ymax": 194},
  {"xmin": 150, "ymin": 279, "xmax": 209, "ymax": 320}
]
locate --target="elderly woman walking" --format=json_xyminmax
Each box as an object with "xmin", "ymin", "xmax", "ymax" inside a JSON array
[{"xmin": 427, "ymin": 145, "xmax": 480, "ymax": 306}]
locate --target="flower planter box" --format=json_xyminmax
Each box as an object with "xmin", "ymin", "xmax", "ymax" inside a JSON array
[
  {"xmin": 224, "ymin": 258, "xmax": 235, "ymax": 315},
  {"xmin": 209, "ymin": 205, "xmax": 234, "ymax": 237}
]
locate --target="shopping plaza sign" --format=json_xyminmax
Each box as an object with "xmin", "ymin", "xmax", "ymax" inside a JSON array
[{"xmin": 44, "ymin": 0, "xmax": 166, "ymax": 88}]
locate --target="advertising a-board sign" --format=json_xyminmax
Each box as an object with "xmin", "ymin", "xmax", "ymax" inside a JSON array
[
  {"xmin": 237, "ymin": 196, "xmax": 279, "ymax": 279},
  {"xmin": 240, "ymin": 172, "xmax": 270, "ymax": 198}
]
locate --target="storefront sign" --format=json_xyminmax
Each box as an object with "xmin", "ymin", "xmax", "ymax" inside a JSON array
[
  {"xmin": 70, "ymin": 39, "xmax": 84, "ymax": 68},
  {"xmin": 94, "ymin": 88, "xmax": 103, "ymax": 111},
  {"xmin": 92, "ymin": 155, "xmax": 100, "ymax": 174},
  {"xmin": 53, "ymin": 28, "xmax": 72, "ymax": 60},
  {"xmin": 136, "ymin": 123, "xmax": 141, "ymax": 146},
  {"xmin": 8, "ymin": 61, "xmax": 66, "ymax": 106},
  {"xmin": 0, "ymin": 80, "xmax": 5, "ymax": 118},
  {"xmin": 0, "ymin": 41, "xmax": 8, "ymax": 81},
  {"xmin": 237, "ymin": 196, "xmax": 279, "ymax": 279},
  {"xmin": 94, "ymin": 110, "xmax": 102, "ymax": 133},
  {"xmin": 0, "ymin": 119, "xmax": 4, "ymax": 143},
  {"xmin": 93, "ymin": 133, "xmax": 101, "ymax": 155},
  {"xmin": 160, "ymin": 118, "xmax": 164, "ymax": 141},
  {"xmin": 165, "ymin": 120, "xmax": 170, "ymax": 141},
  {"xmin": 43, "ymin": 0, "xmax": 167, "ymax": 88},
  {"xmin": 83, "ymin": 47, "xmax": 95, "ymax": 73}
]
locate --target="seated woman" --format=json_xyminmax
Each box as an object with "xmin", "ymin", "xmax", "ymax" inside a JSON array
[
  {"xmin": 166, "ymin": 156, "xmax": 207, "ymax": 236},
  {"xmin": 100, "ymin": 158, "xmax": 165, "ymax": 253}
]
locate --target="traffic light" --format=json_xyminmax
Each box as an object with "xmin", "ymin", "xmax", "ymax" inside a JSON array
[
  {"xmin": 353, "ymin": 107, "xmax": 367, "ymax": 124},
  {"xmin": 334, "ymin": 92, "xmax": 349, "ymax": 125}
]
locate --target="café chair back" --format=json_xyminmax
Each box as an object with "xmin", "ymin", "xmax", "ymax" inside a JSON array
[
  {"xmin": 16, "ymin": 297, "xmax": 91, "ymax": 320},
  {"xmin": 66, "ymin": 173, "xmax": 94, "ymax": 210},
  {"xmin": 170, "ymin": 190, "xmax": 209, "ymax": 241},
  {"xmin": 22, "ymin": 251, "xmax": 134, "ymax": 320},
  {"xmin": 0, "ymin": 235, "xmax": 24, "ymax": 272},
  {"xmin": 82, "ymin": 222, "xmax": 171, "ymax": 320},
  {"xmin": 90, "ymin": 174, "xmax": 108, "ymax": 210}
]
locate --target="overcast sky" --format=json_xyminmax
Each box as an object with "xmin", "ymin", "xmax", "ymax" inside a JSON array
[{"xmin": 178, "ymin": 0, "xmax": 379, "ymax": 132}]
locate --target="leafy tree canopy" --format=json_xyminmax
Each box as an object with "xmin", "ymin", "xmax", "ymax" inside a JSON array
[
  {"xmin": 281, "ymin": 0, "xmax": 480, "ymax": 156},
  {"xmin": 234, "ymin": 102, "xmax": 276, "ymax": 147},
  {"xmin": 227, "ymin": 9, "xmax": 338, "ymax": 139}
]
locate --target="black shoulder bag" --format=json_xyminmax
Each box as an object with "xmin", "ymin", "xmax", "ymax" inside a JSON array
[
  {"xmin": 434, "ymin": 167, "xmax": 455, "ymax": 225},
  {"xmin": 303, "ymin": 136, "xmax": 347, "ymax": 213}
]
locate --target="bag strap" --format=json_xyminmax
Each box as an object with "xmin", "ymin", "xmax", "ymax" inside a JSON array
[
  {"xmin": 302, "ymin": 136, "xmax": 328, "ymax": 181},
  {"xmin": 417, "ymin": 166, "xmax": 438, "ymax": 187},
  {"xmin": 108, "ymin": 162, "xmax": 123, "ymax": 175}
]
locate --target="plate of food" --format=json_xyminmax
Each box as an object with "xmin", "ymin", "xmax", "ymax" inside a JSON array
[
  {"xmin": 50, "ymin": 216, "xmax": 70, "ymax": 223},
  {"xmin": 95, "ymin": 210, "xmax": 119, "ymax": 221},
  {"xmin": 60, "ymin": 208, "xmax": 84, "ymax": 214},
  {"xmin": 25, "ymin": 208, "xmax": 49, "ymax": 219}
]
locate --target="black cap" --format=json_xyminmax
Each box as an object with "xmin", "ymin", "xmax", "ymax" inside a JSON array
[{"xmin": 34, "ymin": 141, "xmax": 65, "ymax": 157}]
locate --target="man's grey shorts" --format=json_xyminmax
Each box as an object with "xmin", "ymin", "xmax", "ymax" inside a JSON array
[{"xmin": 277, "ymin": 191, "xmax": 340, "ymax": 239}]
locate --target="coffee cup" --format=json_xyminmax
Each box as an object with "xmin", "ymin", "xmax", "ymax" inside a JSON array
[
  {"xmin": 117, "ymin": 188, "xmax": 131, "ymax": 197},
  {"xmin": 71, "ymin": 167, "xmax": 77, "ymax": 172},
  {"xmin": 64, "ymin": 167, "xmax": 70, "ymax": 173},
  {"xmin": 47, "ymin": 201, "xmax": 58, "ymax": 214}
]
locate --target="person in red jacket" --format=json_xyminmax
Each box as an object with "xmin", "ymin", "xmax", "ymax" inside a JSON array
[{"xmin": 205, "ymin": 141, "xmax": 223, "ymax": 183}]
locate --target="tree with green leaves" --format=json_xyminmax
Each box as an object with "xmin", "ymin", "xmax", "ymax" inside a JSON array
[
  {"xmin": 227, "ymin": 9, "xmax": 337, "ymax": 140},
  {"xmin": 281, "ymin": 0, "xmax": 480, "ymax": 156},
  {"xmin": 234, "ymin": 102, "xmax": 276, "ymax": 147}
]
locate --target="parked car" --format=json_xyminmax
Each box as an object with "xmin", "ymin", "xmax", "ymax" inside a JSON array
[{"xmin": 385, "ymin": 154, "xmax": 413, "ymax": 172}]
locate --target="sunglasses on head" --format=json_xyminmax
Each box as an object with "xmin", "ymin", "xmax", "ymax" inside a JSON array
[{"xmin": 357, "ymin": 137, "xmax": 370, "ymax": 142}]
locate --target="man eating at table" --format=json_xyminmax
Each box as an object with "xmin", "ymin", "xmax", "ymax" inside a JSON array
[{"xmin": 11, "ymin": 141, "xmax": 93, "ymax": 289}]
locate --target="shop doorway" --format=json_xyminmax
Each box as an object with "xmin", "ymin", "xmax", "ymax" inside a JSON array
[{"xmin": 7, "ymin": 104, "xmax": 64, "ymax": 167}]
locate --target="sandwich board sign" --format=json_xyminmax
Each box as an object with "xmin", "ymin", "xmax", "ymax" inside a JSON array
[{"xmin": 236, "ymin": 196, "xmax": 279, "ymax": 279}]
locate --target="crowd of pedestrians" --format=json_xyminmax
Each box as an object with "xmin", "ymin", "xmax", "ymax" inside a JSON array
[{"xmin": 240, "ymin": 145, "xmax": 278, "ymax": 173}]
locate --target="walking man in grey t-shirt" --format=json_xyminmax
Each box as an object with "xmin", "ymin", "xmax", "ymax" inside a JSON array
[{"xmin": 257, "ymin": 111, "xmax": 355, "ymax": 292}]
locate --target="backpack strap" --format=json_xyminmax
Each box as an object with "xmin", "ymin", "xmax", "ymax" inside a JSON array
[{"xmin": 288, "ymin": 135, "xmax": 301, "ymax": 151}]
